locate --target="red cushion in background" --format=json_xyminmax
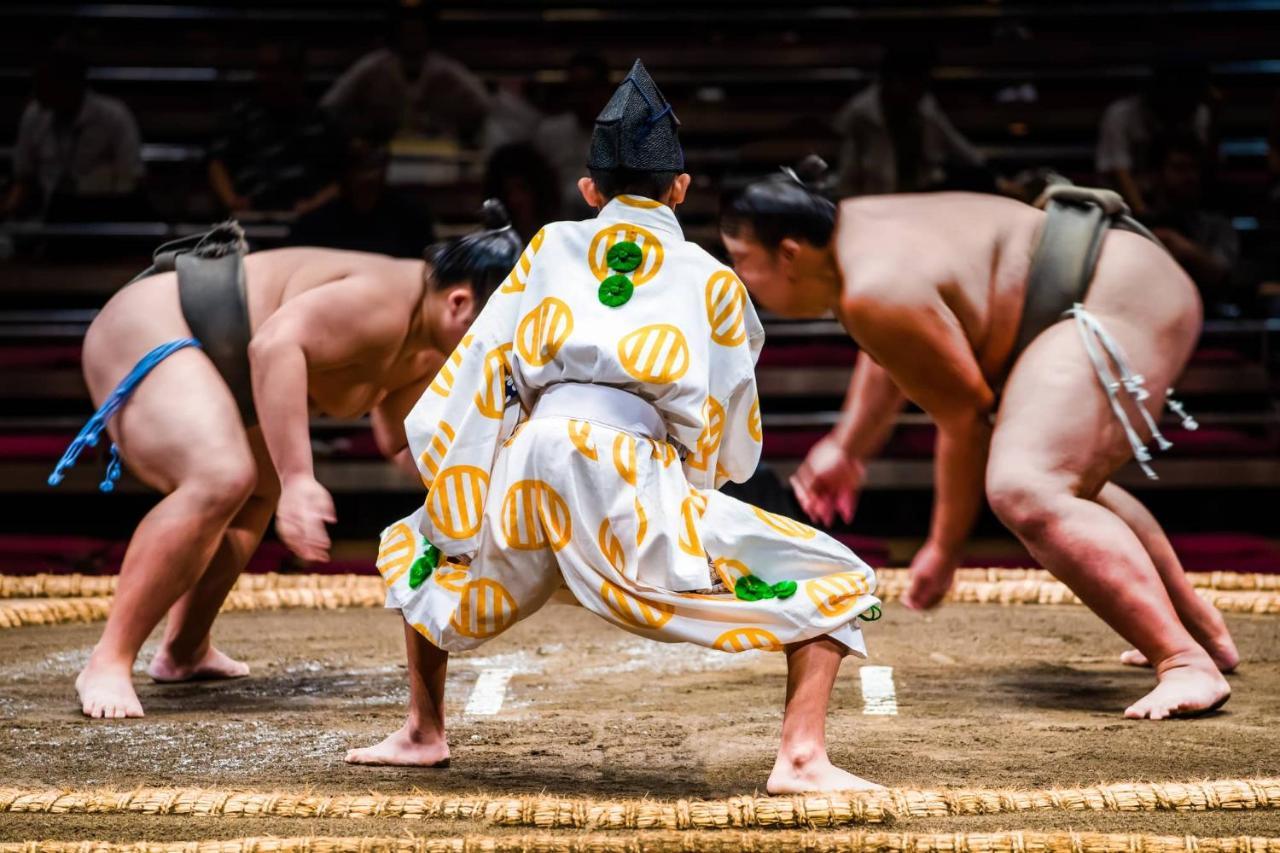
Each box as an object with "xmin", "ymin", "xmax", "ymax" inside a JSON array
[
  {"xmin": 0, "ymin": 345, "xmax": 83, "ymax": 370},
  {"xmin": 0, "ymin": 434, "xmax": 77, "ymax": 460},
  {"xmin": 830, "ymin": 534, "xmax": 890, "ymax": 566},
  {"xmin": 757, "ymin": 340, "xmax": 857, "ymax": 368}
]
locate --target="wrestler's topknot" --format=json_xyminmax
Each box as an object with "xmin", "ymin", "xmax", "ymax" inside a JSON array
[
  {"xmin": 720, "ymin": 155, "xmax": 837, "ymax": 250},
  {"xmin": 425, "ymin": 199, "xmax": 523, "ymax": 302}
]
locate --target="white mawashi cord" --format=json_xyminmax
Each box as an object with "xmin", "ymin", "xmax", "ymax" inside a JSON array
[{"xmin": 1065, "ymin": 304, "xmax": 1198, "ymax": 480}]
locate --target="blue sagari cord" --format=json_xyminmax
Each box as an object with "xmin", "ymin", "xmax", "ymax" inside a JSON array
[{"xmin": 48, "ymin": 338, "xmax": 202, "ymax": 493}]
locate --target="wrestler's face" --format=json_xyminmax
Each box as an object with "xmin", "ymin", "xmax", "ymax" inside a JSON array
[{"xmin": 722, "ymin": 232, "xmax": 828, "ymax": 319}]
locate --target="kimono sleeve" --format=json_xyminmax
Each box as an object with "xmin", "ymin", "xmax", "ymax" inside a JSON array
[
  {"xmin": 404, "ymin": 275, "xmax": 524, "ymax": 560},
  {"xmin": 685, "ymin": 282, "xmax": 766, "ymax": 490}
]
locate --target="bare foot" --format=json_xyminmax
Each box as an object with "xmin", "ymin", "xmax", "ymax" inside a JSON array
[
  {"xmin": 76, "ymin": 659, "xmax": 144, "ymax": 719},
  {"xmin": 1121, "ymin": 628, "xmax": 1239, "ymax": 673},
  {"xmin": 148, "ymin": 645, "xmax": 250, "ymax": 683},
  {"xmin": 766, "ymin": 748, "xmax": 883, "ymax": 795},
  {"xmin": 1123, "ymin": 651, "xmax": 1231, "ymax": 720},
  {"xmin": 345, "ymin": 723, "xmax": 450, "ymax": 767}
]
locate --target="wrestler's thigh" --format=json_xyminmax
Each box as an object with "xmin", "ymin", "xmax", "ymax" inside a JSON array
[
  {"xmin": 104, "ymin": 348, "xmax": 253, "ymax": 495},
  {"xmin": 989, "ymin": 317, "xmax": 1172, "ymax": 498}
]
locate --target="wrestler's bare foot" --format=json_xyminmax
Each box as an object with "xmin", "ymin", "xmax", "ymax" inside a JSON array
[
  {"xmin": 345, "ymin": 722, "xmax": 450, "ymax": 767},
  {"xmin": 766, "ymin": 747, "xmax": 883, "ymax": 794},
  {"xmin": 1123, "ymin": 651, "xmax": 1231, "ymax": 720},
  {"xmin": 1120, "ymin": 624, "xmax": 1239, "ymax": 673},
  {"xmin": 148, "ymin": 644, "xmax": 251, "ymax": 683},
  {"xmin": 76, "ymin": 657, "xmax": 144, "ymax": 719}
]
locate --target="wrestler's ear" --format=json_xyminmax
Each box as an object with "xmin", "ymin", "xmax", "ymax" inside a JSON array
[
  {"xmin": 578, "ymin": 177, "xmax": 607, "ymax": 210},
  {"xmin": 445, "ymin": 283, "xmax": 477, "ymax": 322},
  {"xmin": 777, "ymin": 237, "xmax": 801, "ymax": 267}
]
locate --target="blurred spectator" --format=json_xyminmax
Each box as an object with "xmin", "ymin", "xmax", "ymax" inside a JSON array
[
  {"xmin": 1096, "ymin": 59, "xmax": 1215, "ymax": 216},
  {"xmin": 321, "ymin": 6, "xmax": 489, "ymax": 144},
  {"xmin": 4, "ymin": 38, "xmax": 144, "ymax": 221},
  {"xmin": 1145, "ymin": 134, "xmax": 1239, "ymax": 299},
  {"xmin": 291, "ymin": 140, "xmax": 435, "ymax": 257},
  {"xmin": 207, "ymin": 43, "xmax": 342, "ymax": 216},
  {"xmin": 533, "ymin": 52, "xmax": 613, "ymax": 216},
  {"xmin": 484, "ymin": 143, "xmax": 560, "ymax": 241},
  {"xmin": 833, "ymin": 46, "xmax": 986, "ymax": 197}
]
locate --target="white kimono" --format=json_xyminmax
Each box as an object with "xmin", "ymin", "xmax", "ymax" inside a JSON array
[{"xmin": 377, "ymin": 195, "xmax": 879, "ymax": 655}]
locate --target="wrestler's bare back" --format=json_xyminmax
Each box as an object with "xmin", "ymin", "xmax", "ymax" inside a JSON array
[
  {"xmin": 833, "ymin": 193, "xmax": 1041, "ymax": 386},
  {"xmin": 833, "ymin": 192, "xmax": 1195, "ymax": 392},
  {"xmin": 85, "ymin": 248, "xmax": 441, "ymax": 421}
]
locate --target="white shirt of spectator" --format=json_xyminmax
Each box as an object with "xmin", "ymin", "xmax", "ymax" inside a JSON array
[
  {"xmin": 13, "ymin": 89, "xmax": 143, "ymax": 204},
  {"xmin": 321, "ymin": 48, "xmax": 491, "ymax": 140},
  {"xmin": 833, "ymin": 82, "xmax": 984, "ymax": 196},
  {"xmin": 1095, "ymin": 94, "xmax": 1212, "ymax": 175}
]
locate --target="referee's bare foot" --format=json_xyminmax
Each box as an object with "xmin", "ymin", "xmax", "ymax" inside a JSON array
[
  {"xmin": 767, "ymin": 747, "xmax": 882, "ymax": 794},
  {"xmin": 345, "ymin": 722, "xmax": 450, "ymax": 767}
]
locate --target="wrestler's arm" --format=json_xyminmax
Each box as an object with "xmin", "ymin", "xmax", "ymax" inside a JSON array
[
  {"xmin": 371, "ymin": 375, "xmax": 434, "ymax": 477},
  {"xmin": 831, "ymin": 352, "xmax": 907, "ymax": 459},
  {"xmin": 249, "ymin": 277, "xmax": 406, "ymax": 558},
  {"xmin": 844, "ymin": 287, "xmax": 995, "ymax": 555}
]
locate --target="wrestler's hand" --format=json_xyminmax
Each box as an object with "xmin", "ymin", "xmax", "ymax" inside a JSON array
[
  {"xmin": 277, "ymin": 476, "xmax": 336, "ymax": 562},
  {"xmin": 902, "ymin": 541, "xmax": 959, "ymax": 611},
  {"xmin": 790, "ymin": 433, "xmax": 864, "ymax": 527}
]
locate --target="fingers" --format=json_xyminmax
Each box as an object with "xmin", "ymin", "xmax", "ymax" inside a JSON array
[
  {"xmin": 790, "ymin": 476, "xmax": 814, "ymax": 518},
  {"xmin": 837, "ymin": 488, "xmax": 857, "ymax": 525},
  {"xmin": 277, "ymin": 515, "xmax": 332, "ymax": 563}
]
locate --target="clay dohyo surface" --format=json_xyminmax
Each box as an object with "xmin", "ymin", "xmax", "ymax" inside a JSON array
[{"xmin": 1, "ymin": 601, "xmax": 1277, "ymax": 841}]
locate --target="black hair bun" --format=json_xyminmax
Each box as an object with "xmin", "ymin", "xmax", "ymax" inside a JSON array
[
  {"xmin": 792, "ymin": 154, "xmax": 831, "ymax": 187},
  {"xmin": 479, "ymin": 198, "xmax": 512, "ymax": 231}
]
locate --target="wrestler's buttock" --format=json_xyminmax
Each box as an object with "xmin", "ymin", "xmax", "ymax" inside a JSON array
[{"xmin": 81, "ymin": 272, "xmax": 194, "ymax": 404}]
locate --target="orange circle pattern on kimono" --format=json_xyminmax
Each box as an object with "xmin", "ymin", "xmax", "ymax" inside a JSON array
[
  {"xmin": 588, "ymin": 223, "xmax": 665, "ymax": 285},
  {"xmin": 806, "ymin": 571, "xmax": 873, "ymax": 618},
  {"xmin": 752, "ymin": 506, "xmax": 819, "ymax": 540},
  {"xmin": 678, "ymin": 496, "xmax": 705, "ymax": 557},
  {"xmin": 597, "ymin": 519, "xmax": 626, "ymax": 573},
  {"xmin": 687, "ymin": 396, "xmax": 726, "ymax": 471},
  {"xmin": 428, "ymin": 334, "xmax": 474, "ymax": 397},
  {"xmin": 618, "ymin": 324, "xmax": 691, "ymax": 384},
  {"xmin": 517, "ymin": 297, "xmax": 575, "ymax": 367},
  {"xmin": 712, "ymin": 557, "xmax": 751, "ymax": 590},
  {"xmin": 501, "ymin": 227, "xmax": 547, "ymax": 294},
  {"xmin": 501, "ymin": 479, "xmax": 573, "ymax": 551},
  {"xmin": 433, "ymin": 563, "xmax": 470, "ymax": 594},
  {"xmin": 417, "ymin": 420, "xmax": 457, "ymax": 484},
  {"xmin": 377, "ymin": 522, "xmax": 416, "ymax": 586},
  {"xmin": 450, "ymin": 578, "xmax": 519, "ymax": 639},
  {"xmin": 475, "ymin": 344, "xmax": 513, "ymax": 419},
  {"xmin": 713, "ymin": 627, "xmax": 784, "ymax": 652},
  {"xmin": 705, "ymin": 270, "xmax": 750, "ymax": 347},
  {"xmin": 426, "ymin": 465, "xmax": 489, "ymax": 540},
  {"xmin": 600, "ymin": 579, "xmax": 676, "ymax": 629},
  {"xmin": 612, "ymin": 433, "xmax": 638, "ymax": 485},
  {"xmin": 748, "ymin": 398, "xmax": 763, "ymax": 442},
  {"xmin": 568, "ymin": 419, "xmax": 598, "ymax": 460},
  {"xmin": 634, "ymin": 498, "xmax": 649, "ymax": 546}
]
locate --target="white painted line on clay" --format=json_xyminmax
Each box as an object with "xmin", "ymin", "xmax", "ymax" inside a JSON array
[
  {"xmin": 860, "ymin": 665, "xmax": 898, "ymax": 715},
  {"xmin": 465, "ymin": 667, "xmax": 515, "ymax": 716}
]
